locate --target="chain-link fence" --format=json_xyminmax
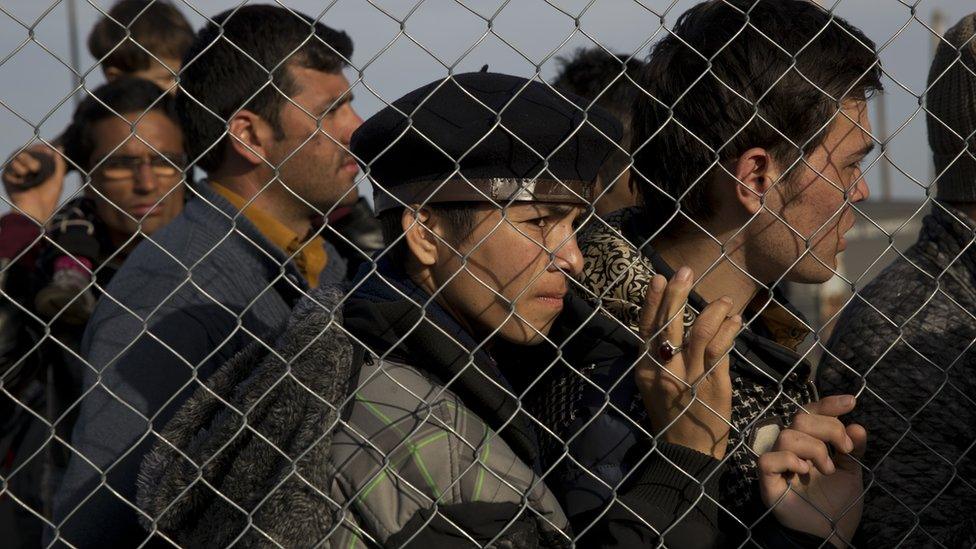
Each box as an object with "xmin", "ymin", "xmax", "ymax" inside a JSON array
[{"xmin": 2, "ymin": 0, "xmax": 975, "ymax": 547}]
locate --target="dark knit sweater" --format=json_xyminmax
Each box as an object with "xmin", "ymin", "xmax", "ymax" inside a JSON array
[
  {"xmin": 818, "ymin": 204, "xmax": 976, "ymax": 547},
  {"xmin": 50, "ymin": 184, "xmax": 318, "ymax": 547}
]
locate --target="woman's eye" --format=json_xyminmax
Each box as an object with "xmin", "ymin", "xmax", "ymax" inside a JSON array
[{"xmin": 528, "ymin": 217, "xmax": 548, "ymax": 228}]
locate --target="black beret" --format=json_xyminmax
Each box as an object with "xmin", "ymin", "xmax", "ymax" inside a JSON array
[{"xmin": 350, "ymin": 72, "xmax": 623, "ymax": 212}]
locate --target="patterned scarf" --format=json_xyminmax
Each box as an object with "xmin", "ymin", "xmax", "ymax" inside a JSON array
[{"xmin": 576, "ymin": 207, "xmax": 817, "ymax": 522}]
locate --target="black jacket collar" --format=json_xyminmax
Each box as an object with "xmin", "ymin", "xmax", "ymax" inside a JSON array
[{"xmin": 343, "ymin": 259, "xmax": 541, "ymax": 469}]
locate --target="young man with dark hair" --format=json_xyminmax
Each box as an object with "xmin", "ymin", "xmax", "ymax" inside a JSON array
[
  {"xmin": 552, "ymin": 47, "xmax": 644, "ymax": 217},
  {"xmin": 570, "ymin": 0, "xmax": 882, "ymax": 545},
  {"xmin": 0, "ymin": 77, "xmax": 183, "ymax": 547},
  {"xmin": 818, "ymin": 12, "xmax": 976, "ymax": 546},
  {"xmin": 51, "ymin": 6, "xmax": 363, "ymax": 546}
]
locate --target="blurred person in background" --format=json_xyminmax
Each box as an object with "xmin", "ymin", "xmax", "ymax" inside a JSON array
[
  {"xmin": 2, "ymin": 0, "xmax": 192, "ymax": 209},
  {"xmin": 87, "ymin": 0, "xmax": 194, "ymax": 93},
  {"xmin": 51, "ymin": 6, "xmax": 364, "ymax": 546},
  {"xmin": 552, "ymin": 47, "xmax": 643, "ymax": 218},
  {"xmin": 0, "ymin": 4, "xmax": 192, "ymax": 546},
  {"xmin": 0, "ymin": 77, "xmax": 184, "ymax": 548},
  {"xmin": 564, "ymin": 0, "xmax": 883, "ymax": 545},
  {"xmin": 818, "ymin": 12, "xmax": 976, "ymax": 547},
  {"xmin": 1, "ymin": 0, "xmax": 194, "ymax": 320}
]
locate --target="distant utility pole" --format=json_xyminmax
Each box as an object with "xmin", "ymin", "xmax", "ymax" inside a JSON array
[
  {"xmin": 929, "ymin": 9, "xmax": 946, "ymax": 192},
  {"xmin": 66, "ymin": 0, "xmax": 82, "ymax": 106},
  {"xmin": 931, "ymin": 10, "xmax": 946, "ymax": 59},
  {"xmin": 877, "ymin": 83, "xmax": 891, "ymax": 200}
]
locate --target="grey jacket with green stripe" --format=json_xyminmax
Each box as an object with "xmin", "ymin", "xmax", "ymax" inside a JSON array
[
  {"xmin": 136, "ymin": 287, "xmax": 569, "ymax": 547},
  {"xmin": 329, "ymin": 357, "xmax": 569, "ymax": 546},
  {"xmin": 137, "ymin": 283, "xmax": 732, "ymax": 547}
]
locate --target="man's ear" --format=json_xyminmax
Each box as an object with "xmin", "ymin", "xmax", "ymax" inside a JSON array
[
  {"xmin": 226, "ymin": 110, "xmax": 274, "ymax": 167},
  {"xmin": 402, "ymin": 205, "xmax": 439, "ymax": 267},
  {"xmin": 103, "ymin": 66, "xmax": 124, "ymax": 82},
  {"xmin": 732, "ymin": 147, "xmax": 778, "ymax": 215}
]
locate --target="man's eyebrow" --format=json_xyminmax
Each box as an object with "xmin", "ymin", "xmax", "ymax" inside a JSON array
[
  {"xmin": 849, "ymin": 142, "xmax": 875, "ymax": 161},
  {"xmin": 316, "ymin": 93, "xmax": 353, "ymax": 116}
]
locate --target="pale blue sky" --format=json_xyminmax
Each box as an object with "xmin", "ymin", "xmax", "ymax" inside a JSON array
[{"xmin": 1, "ymin": 0, "xmax": 973, "ymax": 211}]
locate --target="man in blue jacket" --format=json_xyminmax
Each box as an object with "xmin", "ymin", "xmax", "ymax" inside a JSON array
[{"xmin": 51, "ymin": 5, "xmax": 364, "ymax": 546}]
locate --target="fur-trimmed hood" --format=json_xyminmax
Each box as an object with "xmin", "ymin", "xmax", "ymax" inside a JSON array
[{"xmin": 137, "ymin": 286, "xmax": 357, "ymax": 547}]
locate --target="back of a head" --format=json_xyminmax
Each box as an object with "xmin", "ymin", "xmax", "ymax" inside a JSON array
[
  {"xmin": 553, "ymin": 48, "xmax": 645, "ymax": 189},
  {"xmin": 87, "ymin": 0, "xmax": 193, "ymax": 72},
  {"xmin": 926, "ymin": 13, "xmax": 976, "ymax": 203},
  {"xmin": 177, "ymin": 4, "xmax": 353, "ymax": 173},
  {"xmin": 632, "ymin": 0, "xmax": 882, "ymax": 224},
  {"xmin": 552, "ymin": 48, "xmax": 644, "ymax": 133},
  {"xmin": 62, "ymin": 78, "xmax": 176, "ymax": 172}
]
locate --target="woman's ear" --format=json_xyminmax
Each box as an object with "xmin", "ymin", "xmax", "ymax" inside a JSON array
[
  {"xmin": 732, "ymin": 147, "xmax": 778, "ymax": 215},
  {"xmin": 402, "ymin": 205, "xmax": 439, "ymax": 267}
]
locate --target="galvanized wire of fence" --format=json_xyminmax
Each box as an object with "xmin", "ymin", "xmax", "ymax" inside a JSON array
[{"xmin": 1, "ymin": 0, "xmax": 975, "ymax": 547}]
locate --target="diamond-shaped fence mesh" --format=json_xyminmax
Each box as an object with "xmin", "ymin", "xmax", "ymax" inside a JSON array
[{"xmin": 1, "ymin": 0, "xmax": 975, "ymax": 547}]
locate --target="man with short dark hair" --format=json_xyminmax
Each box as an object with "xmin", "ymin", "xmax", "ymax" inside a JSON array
[
  {"xmin": 0, "ymin": 77, "xmax": 183, "ymax": 547},
  {"xmin": 569, "ymin": 0, "xmax": 883, "ymax": 545},
  {"xmin": 51, "ymin": 6, "xmax": 363, "ymax": 545},
  {"xmin": 552, "ymin": 47, "xmax": 643, "ymax": 217},
  {"xmin": 818, "ymin": 12, "xmax": 976, "ymax": 546}
]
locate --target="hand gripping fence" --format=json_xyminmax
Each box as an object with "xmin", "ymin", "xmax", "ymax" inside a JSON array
[{"xmin": 1, "ymin": 0, "xmax": 975, "ymax": 547}]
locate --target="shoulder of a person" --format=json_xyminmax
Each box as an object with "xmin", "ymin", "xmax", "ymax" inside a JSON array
[
  {"xmin": 852, "ymin": 254, "xmax": 971, "ymax": 335},
  {"xmin": 341, "ymin": 356, "xmax": 506, "ymax": 464},
  {"xmin": 0, "ymin": 212, "xmax": 44, "ymax": 263},
  {"xmin": 333, "ymin": 356, "xmax": 568, "ymax": 537},
  {"xmin": 829, "ymin": 253, "xmax": 940, "ymax": 340}
]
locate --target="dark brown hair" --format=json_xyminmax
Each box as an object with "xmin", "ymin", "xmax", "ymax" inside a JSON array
[
  {"xmin": 553, "ymin": 47, "xmax": 644, "ymax": 191},
  {"xmin": 62, "ymin": 77, "xmax": 178, "ymax": 171},
  {"xmin": 87, "ymin": 0, "xmax": 194, "ymax": 72},
  {"xmin": 176, "ymin": 5, "xmax": 353, "ymax": 172},
  {"xmin": 632, "ymin": 0, "xmax": 883, "ymax": 230},
  {"xmin": 377, "ymin": 204, "xmax": 476, "ymax": 267}
]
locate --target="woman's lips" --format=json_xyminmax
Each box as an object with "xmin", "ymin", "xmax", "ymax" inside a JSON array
[{"xmin": 536, "ymin": 293, "xmax": 566, "ymax": 309}]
